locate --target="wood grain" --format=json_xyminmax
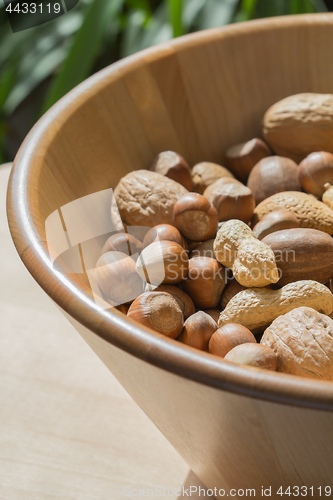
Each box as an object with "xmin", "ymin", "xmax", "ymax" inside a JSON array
[
  {"xmin": 7, "ymin": 14, "xmax": 333, "ymax": 496},
  {"xmin": 0, "ymin": 165, "xmax": 206, "ymax": 500}
]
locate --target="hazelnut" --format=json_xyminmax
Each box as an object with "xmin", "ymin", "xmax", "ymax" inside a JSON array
[
  {"xmin": 95, "ymin": 251, "xmax": 144, "ymax": 304},
  {"xmin": 224, "ymin": 343, "xmax": 278, "ymax": 371},
  {"xmin": 204, "ymin": 177, "xmax": 242, "ymax": 198},
  {"xmin": 190, "ymin": 239, "xmax": 215, "ymax": 259},
  {"xmin": 252, "ymin": 209, "xmax": 300, "ymax": 240},
  {"xmin": 247, "ymin": 156, "xmax": 301, "ymax": 204},
  {"xmin": 150, "ymin": 151, "xmax": 193, "ymax": 191},
  {"xmin": 173, "ymin": 193, "xmax": 219, "ymax": 241},
  {"xmin": 203, "ymin": 309, "xmax": 221, "ymax": 323},
  {"xmin": 181, "ymin": 256, "xmax": 226, "ymax": 309},
  {"xmin": 101, "ymin": 232, "xmax": 143, "ymax": 256},
  {"xmin": 127, "ymin": 291, "xmax": 184, "ymax": 339},
  {"xmin": 204, "ymin": 179, "xmax": 255, "ymax": 223},
  {"xmin": 179, "ymin": 311, "xmax": 217, "ymax": 350},
  {"xmin": 220, "ymin": 279, "xmax": 246, "ymax": 310},
  {"xmin": 226, "ymin": 138, "xmax": 271, "ymax": 182},
  {"xmin": 187, "ymin": 240, "xmax": 201, "ymax": 252},
  {"xmin": 191, "ymin": 162, "xmax": 234, "ymax": 194},
  {"xmin": 143, "ymin": 224, "xmax": 187, "ymax": 250},
  {"xmin": 136, "ymin": 240, "xmax": 189, "ymax": 285},
  {"xmin": 298, "ymin": 151, "xmax": 333, "ymax": 197},
  {"xmin": 209, "ymin": 324, "xmax": 256, "ymax": 358},
  {"xmin": 153, "ymin": 285, "xmax": 195, "ymax": 319}
]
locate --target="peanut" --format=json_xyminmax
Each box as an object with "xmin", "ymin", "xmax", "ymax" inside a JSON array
[
  {"xmin": 213, "ymin": 219, "xmax": 279, "ymax": 288},
  {"xmin": 323, "ymin": 183, "xmax": 333, "ymax": 210},
  {"xmin": 218, "ymin": 280, "xmax": 333, "ymax": 335},
  {"xmin": 252, "ymin": 191, "xmax": 333, "ymax": 235}
]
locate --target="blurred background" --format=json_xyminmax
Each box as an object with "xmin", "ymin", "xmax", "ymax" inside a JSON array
[{"xmin": 1, "ymin": 0, "xmax": 333, "ymax": 163}]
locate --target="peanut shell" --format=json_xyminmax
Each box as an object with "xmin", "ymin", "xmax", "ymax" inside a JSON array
[
  {"xmin": 214, "ymin": 220, "xmax": 279, "ymax": 288},
  {"xmin": 218, "ymin": 280, "xmax": 333, "ymax": 335},
  {"xmin": 252, "ymin": 191, "xmax": 333, "ymax": 235}
]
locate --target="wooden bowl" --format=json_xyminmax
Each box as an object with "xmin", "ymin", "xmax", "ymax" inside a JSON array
[{"xmin": 7, "ymin": 14, "xmax": 333, "ymax": 493}]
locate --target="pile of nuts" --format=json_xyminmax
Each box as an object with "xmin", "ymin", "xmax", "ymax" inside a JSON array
[{"xmin": 96, "ymin": 92, "xmax": 333, "ymax": 381}]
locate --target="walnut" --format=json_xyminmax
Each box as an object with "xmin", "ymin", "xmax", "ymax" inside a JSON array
[
  {"xmin": 261, "ymin": 307, "xmax": 333, "ymax": 380},
  {"xmin": 113, "ymin": 170, "xmax": 188, "ymax": 227}
]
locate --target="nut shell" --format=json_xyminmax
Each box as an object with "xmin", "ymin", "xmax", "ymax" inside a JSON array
[
  {"xmin": 218, "ymin": 280, "xmax": 333, "ymax": 335},
  {"xmin": 136, "ymin": 240, "xmax": 189, "ymax": 285},
  {"xmin": 190, "ymin": 239, "xmax": 215, "ymax": 260},
  {"xmin": 174, "ymin": 193, "xmax": 218, "ymax": 242},
  {"xmin": 127, "ymin": 291, "xmax": 184, "ymax": 339},
  {"xmin": 262, "ymin": 93, "xmax": 333, "ymax": 162},
  {"xmin": 114, "ymin": 170, "xmax": 188, "ymax": 228},
  {"xmin": 220, "ymin": 279, "xmax": 246, "ymax": 310},
  {"xmin": 262, "ymin": 228, "xmax": 333, "ymax": 286},
  {"xmin": 323, "ymin": 183, "xmax": 333, "ymax": 210},
  {"xmin": 192, "ymin": 162, "xmax": 234, "ymax": 194},
  {"xmin": 203, "ymin": 177, "xmax": 242, "ymax": 200},
  {"xmin": 150, "ymin": 151, "xmax": 193, "ymax": 191},
  {"xmin": 143, "ymin": 224, "xmax": 187, "ymax": 249},
  {"xmin": 179, "ymin": 311, "xmax": 217, "ymax": 351},
  {"xmin": 261, "ymin": 307, "xmax": 333, "ymax": 380},
  {"xmin": 181, "ymin": 256, "xmax": 226, "ymax": 309},
  {"xmin": 95, "ymin": 251, "xmax": 144, "ymax": 304},
  {"xmin": 226, "ymin": 138, "xmax": 271, "ymax": 182},
  {"xmin": 101, "ymin": 233, "xmax": 143, "ymax": 256},
  {"xmin": 204, "ymin": 179, "xmax": 255, "ymax": 223},
  {"xmin": 298, "ymin": 151, "xmax": 333, "ymax": 197},
  {"xmin": 209, "ymin": 323, "xmax": 256, "ymax": 358},
  {"xmin": 224, "ymin": 343, "xmax": 277, "ymax": 371},
  {"xmin": 247, "ymin": 156, "xmax": 301, "ymax": 204},
  {"xmin": 153, "ymin": 285, "xmax": 195, "ymax": 320},
  {"xmin": 252, "ymin": 210, "xmax": 300, "ymax": 240},
  {"xmin": 252, "ymin": 191, "xmax": 333, "ymax": 235},
  {"xmin": 203, "ymin": 309, "xmax": 221, "ymax": 323},
  {"xmin": 213, "ymin": 219, "xmax": 279, "ymax": 288}
]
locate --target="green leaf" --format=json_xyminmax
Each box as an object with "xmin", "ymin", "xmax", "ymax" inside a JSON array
[
  {"xmin": 200, "ymin": 0, "xmax": 239, "ymax": 28},
  {"xmin": 239, "ymin": 0, "xmax": 258, "ymax": 20},
  {"xmin": 0, "ymin": 63, "xmax": 16, "ymax": 112},
  {"xmin": 167, "ymin": 0, "xmax": 183, "ymax": 37},
  {"xmin": 253, "ymin": 0, "xmax": 287, "ymax": 18},
  {"xmin": 310, "ymin": 0, "xmax": 328, "ymax": 11},
  {"xmin": 182, "ymin": 0, "xmax": 206, "ymax": 30},
  {"xmin": 41, "ymin": 0, "xmax": 125, "ymax": 114},
  {"xmin": 121, "ymin": 9, "xmax": 148, "ymax": 57},
  {"xmin": 4, "ymin": 47, "xmax": 68, "ymax": 115},
  {"xmin": 121, "ymin": 2, "xmax": 172, "ymax": 56},
  {"xmin": 125, "ymin": 0, "xmax": 151, "ymax": 15},
  {"xmin": 0, "ymin": 121, "xmax": 6, "ymax": 164}
]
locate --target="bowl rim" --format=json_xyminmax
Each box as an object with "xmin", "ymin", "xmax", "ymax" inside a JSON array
[{"xmin": 7, "ymin": 13, "xmax": 333, "ymax": 410}]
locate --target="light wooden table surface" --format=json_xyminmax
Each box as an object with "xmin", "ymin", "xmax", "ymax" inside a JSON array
[{"xmin": 0, "ymin": 164, "xmax": 207, "ymax": 500}]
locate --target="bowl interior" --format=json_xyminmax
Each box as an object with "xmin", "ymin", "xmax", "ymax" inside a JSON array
[{"xmin": 8, "ymin": 13, "xmax": 333, "ymax": 407}]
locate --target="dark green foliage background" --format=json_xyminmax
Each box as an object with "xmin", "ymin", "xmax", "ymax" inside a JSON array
[{"xmin": 0, "ymin": 0, "xmax": 329, "ymax": 161}]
